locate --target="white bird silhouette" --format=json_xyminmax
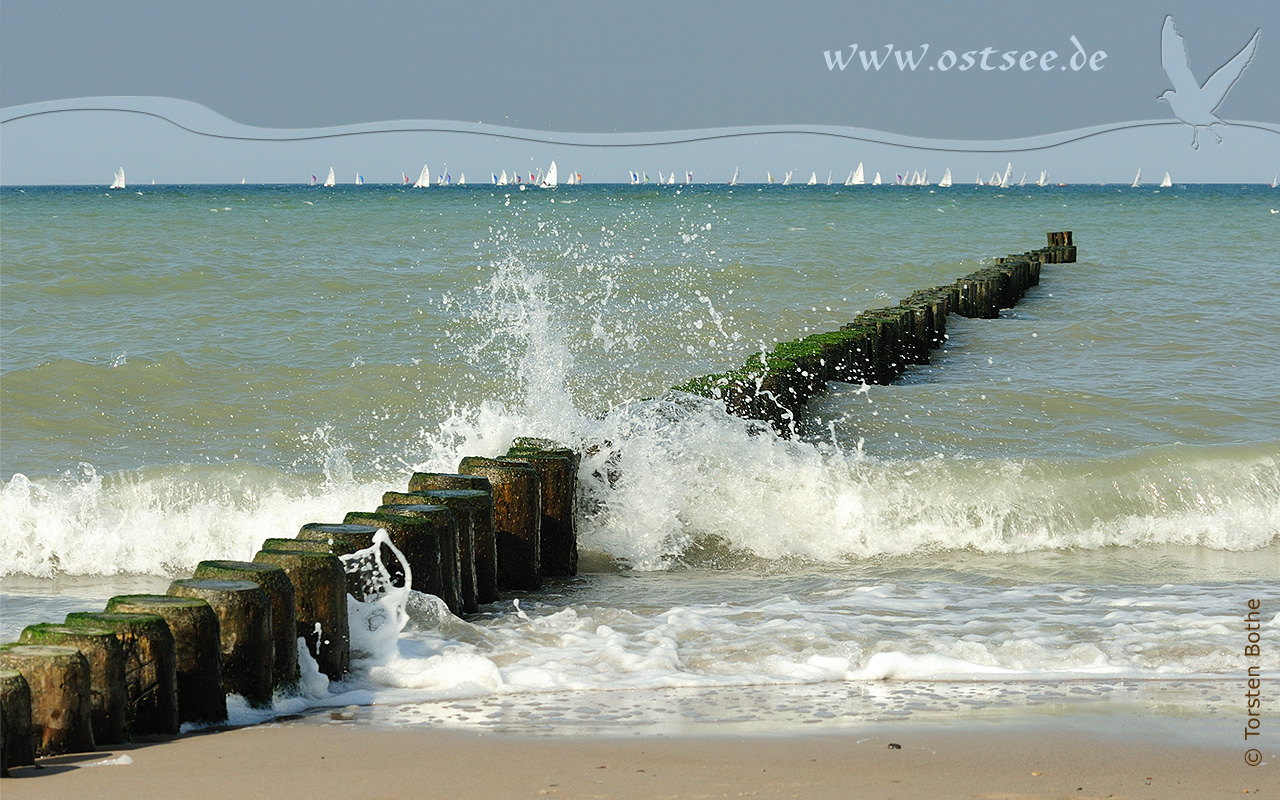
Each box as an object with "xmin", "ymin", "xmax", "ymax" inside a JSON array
[{"xmin": 1158, "ymin": 15, "xmax": 1260, "ymax": 149}]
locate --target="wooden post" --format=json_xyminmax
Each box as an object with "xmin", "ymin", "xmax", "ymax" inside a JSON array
[
  {"xmin": 375, "ymin": 503, "xmax": 475, "ymax": 613},
  {"xmin": 407, "ymin": 472, "xmax": 493, "ymax": 493},
  {"xmin": 458, "ymin": 456, "xmax": 542, "ymax": 590},
  {"xmin": 102, "ymin": 595, "xmax": 227, "ymax": 724},
  {"xmin": 64, "ymin": 611, "xmax": 179, "ymax": 736},
  {"xmin": 297, "ymin": 522, "xmax": 378, "ymax": 556},
  {"xmin": 17, "ymin": 622, "xmax": 130, "ymax": 742},
  {"xmin": 343, "ymin": 510, "xmax": 458, "ymax": 613},
  {"xmin": 418, "ymin": 488, "xmax": 498, "ymax": 605},
  {"xmin": 252, "ymin": 549, "xmax": 350, "ymax": 681},
  {"xmin": 0, "ymin": 645, "xmax": 95, "ymax": 757},
  {"xmin": 501, "ymin": 448, "xmax": 578, "ymax": 578},
  {"xmin": 1, "ymin": 668, "xmax": 35, "ymax": 773},
  {"xmin": 192, "ymin": 560, "xmax": 299, "ymax": 689},
  {"xmin": 166, "ymin": 580, "xmax": 273, "ymax": 708}
]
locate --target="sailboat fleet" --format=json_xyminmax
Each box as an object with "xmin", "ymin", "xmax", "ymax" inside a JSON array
[{"xmin": 114, "ymin": 161, "xmax": 1267, "ymax": 189}]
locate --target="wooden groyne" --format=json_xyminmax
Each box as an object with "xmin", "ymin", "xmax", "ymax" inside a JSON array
[
  {"xmin": 1, "ymin": 233, "xmax": 1073, "ymax": 775},
  {"xmin": 0, "ymin": 436, "xmax": 580, "ymax": 773},
  {"xmin": 672, "ymin": 232, "xmax": 1075, "ymax": 433}
]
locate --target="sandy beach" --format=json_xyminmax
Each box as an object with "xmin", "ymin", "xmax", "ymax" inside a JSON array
[{"xmin": 3, "ymin": 710, "xmax": 1269, "ymax": 800}]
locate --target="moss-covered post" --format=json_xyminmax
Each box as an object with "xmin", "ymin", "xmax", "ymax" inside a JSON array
[
  {"xmin": 17, "ymin": 623, "xmax": 129, "ymax": 743},
  {"xmin": 297, "ymin": 522, "xmax": 378, "ymax": 556},
  {"xmin": 459, "ymin": 456, "xmax": 542, "ymax": 590},
  {"xmin": 0, "ymin": 645, "xmax": 95, "ymax": 756},
  {"xmin": 344, "ymin": 509, "xmax": 459, "ymax": 613},
  {"xmin": 417, "ymin": 488, "xmax": 498, "ymax": 606},
  {"xmin": 166, "ymin": 579, "xmax": 272, "ymax": 708},
  {"xmin": 193, "ymin": 560, "xmax": 299, "ymax": 689},
  {"xmin": 1, "ymin": 668, "xmax": 35, "ymax": 773},
  {"xmin": 407, "ymin": 472, "xmax": 493, "ymax": 494},
  {"xmin": 502, "ymin": 444, "xmax": 579, "ymax": 578},
  {"xmin": 102, "ymin": 595, "xmax": 226, "ymax": 724},
  {"xmin": 64, "ymin": 611, "xmax": 179, "ymax": 736},
  {"xmin": 374, "ymin": 503, "xmax": 474, "ymax": 612},
  {"xmin": 252, "ymin": 549, "xmax": 350, "ymax": 681}
]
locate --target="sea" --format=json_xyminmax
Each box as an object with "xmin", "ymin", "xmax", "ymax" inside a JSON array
[{"xmin": 2, "ymin": 182, "xmax": 1277, "ymax": 736}]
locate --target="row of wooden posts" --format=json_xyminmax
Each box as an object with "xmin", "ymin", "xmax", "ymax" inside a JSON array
[
  {"xmin": 1, "ymin": 232, "xmax": 1075, "ymax": 771},
  {"xmin": 673, "ymin": 232, "xmax": 1076, "ymax": 432},
  {"xmin": 0, "ymin": 438, "xmax": 580, "ymax": 773}
]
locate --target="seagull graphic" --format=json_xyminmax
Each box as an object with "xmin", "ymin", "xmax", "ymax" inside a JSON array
[{"xmin": 1158, "ymin": 15, "xmax": 1261, "ymax": 149}]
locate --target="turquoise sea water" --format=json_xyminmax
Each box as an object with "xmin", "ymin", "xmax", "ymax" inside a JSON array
[{"xmin": 2, "ymin": 183, "xmax": 1277, "ymax": 732}]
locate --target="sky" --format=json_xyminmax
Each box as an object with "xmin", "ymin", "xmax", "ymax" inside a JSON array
[{"xmin": 1, "ymin": 1, "xmax": 1276, "ymax": 184}]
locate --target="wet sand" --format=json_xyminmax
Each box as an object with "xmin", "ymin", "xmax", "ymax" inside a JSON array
[{"xmin": 3, "ymin": 713, "xmax": 1269, "ymax": 799}]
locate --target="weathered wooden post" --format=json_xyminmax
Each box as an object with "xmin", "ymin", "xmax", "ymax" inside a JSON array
[
  {"xmin": 17, "ymin": 622, "xmax": 129, "ymax": 742},
  {"xmin": 407, "ymin": 472, "xmax": 493, "ymax": 494},
  {"xmin": 374, "ymin": 503, "xmax": 475, "ymax": 612},
  {"xmin": 0, "ymin": 645, "xmax": 95, "ymax": 756},
  {"xmin": 166, "ymin": 579, "xmax": 273, "ymax": 707},
  {"xmin": 459, "ymin": 456, "xmax": 542, "ymax": 590},
  {"xmin": 344, "ymin": 509, "xmax": 459, "ymax": 612},
  {"xmin": 102, "ymin": 595, "xmax": 226, "ymax": 724},
  {"xmin": 503, "ymin": 443, "xmax": 579, "ymax": 578},
  {"xmin": 252, "ymin": 549, "xmax": 350, "ymax": 681},
  {"xmin": 1, "ymin": 668, "xmax": 35, "ymax": 773},
  {"xmin": 297, "ymin": 522, "xmax": 378, "ymax": 556},
  {"xmin": 64, "ymin": 611, "xmax": 179, "ymax": 736},
  {"xmin": 192, "ymin": 560, "xmax": 299, "ymax": 689},
  {"xmin": 412, "ymin": 489, "xmax": 498, "ymax": 605}
]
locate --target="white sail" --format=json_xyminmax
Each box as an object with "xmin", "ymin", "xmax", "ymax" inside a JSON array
[
  {"xmin": 110, "ymin": 167, "xmax": 126, "ymax": 189},
  {"xmin": 729, "ymin": 167, "xmax": 739, "ymax": 186},
  {"xmin": 1019, "ymin": 172, "xmax": 1026, "ymax": 186},
  {"xmin": 938, "ymin": 168, "xmax": 952, "ymax": 188},
  {"xmin": 806, "ymin": 172, "xmax": 817, "ymax": 186},
  {"xmin": 630, "ymin": 171, "xmax": 639, "ymax": 185},
  {"xmin": 825, "ymin": 172, "xmax": 832, "ymax": 186},
  {"xmin": 976, "ymin": 173, "xmax": 984, "ymax": 186},
  {"xmin": 1037, "ymin": 170, "xmax": 1047, "ymax": 187},
  {"xmin": 910, "ymin": 170, "xmax": 921, "ymax": 186},
  {"xmin": 872, "ymin": 172, "xmax": 881, "ymax": 185},
  {"xmin": 413, "ymin": 165, "xmax": 431, "ymax": 188},
  {"xmin": 541, "ymin": 161, "xmax": 558, "ymax": 188},
  {"xmin": 499, "ymin": 170, "xmax": 509, "ymax": 186},
  {"xmin": 852, "ymin": 162, "xmax": 865, "ymax": 185},
  {"xmin": 767, "ymin": 172, "xmax": 774, "ymax": 185},
  {"xmin": 1131, "ymin": 168, "xmax": 1141, "ymax": 188},
  {"xmin": 667, "ymin": 172, "xmax": 675, "ymax": 185},
  {"xmin": 1159, "ymin": 171, "xmax": 1172, "ymax": 187},
  {"xmin": 458, "ymin": 173, "xmax": 466, "ymax": 186},
  {"xmin": 1272, "ymin": 174, "xmax": 1277, "ymax": 188},
  {"xmin": 355, "ymin": 174, "xmax": 364, "ymax": 185},
  {"xmin": 783, "ymin": 171, "xmax": 793, "ymax": 186},
  {"xmin": 843, "ymin": 171, "xmax": 853, "ymax": 186},
  {"xmin": 323, "ymin": 167, "xmax": 336, "ymax": 187}
]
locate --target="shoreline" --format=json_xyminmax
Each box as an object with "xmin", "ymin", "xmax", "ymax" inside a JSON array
[{"xmin": 3, "ymin": 707, "xmax": 1268, "ymax": 799}]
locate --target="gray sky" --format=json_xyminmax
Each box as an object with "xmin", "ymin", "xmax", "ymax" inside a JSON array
[{"xmin": 1, "ymin": 1, "xmax": 1276, "ymax": 183}]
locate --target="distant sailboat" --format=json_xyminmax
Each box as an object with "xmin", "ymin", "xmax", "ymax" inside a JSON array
[
  {"xmin": 989, "ymin": 170, "xmax": 1001, "ymax": 186},
  {"xmin": 843, "ymin": 171, "xmax": 854, "ymax": 186},
  {"xmin": 872, "ymin": 172, "xmax": 881, "ymax": 185},
  {"xmin": 239, "ymin": 178, "xmax": 245, "ymax": 185},
  {"xmin": 355, "ymin": 173, "xmax": 364, "ymax": 185},
  {"xmin": 1019, "ymin": 172, "xmax": 1026, "ymax": 187},
  {"xmin": 1037, "ymin": 170, "xmax": 1048, "ymax": 187},
  {"xmin": 1272, "ymin": 174, "xmax": 1277, "ymax": 188},
  {"xmin": 728, "ymin": 167, "xmax": 739, "ymax": 186},
  {"xmin": 110, "ymin": 167, "xmax": 126, "ymax": 189},
  {"xmin": 783, "ymin": 171, "xmax": 793, "ymax": 186},
  {"xmin": 667, "ymin": 172, "xmax": 675, "ymax": 185},
  {"xmin": 413, "ymin": 165, "xmax": 431, "ymax": 188},
  {"xmin": 630, "ymin": 171, "xmax": 639, "ymax": 185},
  {"xmin": 311, "ymin": 175, "xmax": 318, "ymax": 186},
  {"xmin": 685, "ymin": 171, "xmax": 693, "ymax": 185},
  {"xmin": 806, "ymin": 172, "xmax": 817, "ymax": 186},
  {"xmin": 642, "ymin": 172, "xmax": 649, "ymax": 184},
  {"xmin": 403, "ymin": 172, "xmax": 411, "ymax": 184},
  {"xmin": 1159, "ymin": 171, "xmax": 1172, "ymax": 187},
  {"xmin": 851, "ymin": 162, "xmax": 865, "ymax": 185},
  {"xmin": 825, "ymin": 172, "xmax": 832, "ymax": 186},
  {"xmin": 938, "ymin": 168, "xmax": 952, "ymax": 188},
  {"xmin": 458, "ymin": 173, "xmax": 466, "ymax": 186},
  {"xmin": 1000, "ymin": 163, "xmax": 1012, "ymax": 188},
  {"xmin": 976, "ymin": 173, "xmax": 984, "ymax": 186},
  {"xmin": 541, "ymin": 161, "xmax": 558, "ymax": 188},
  {"xmin": 767, "ymin": 172, "xmax": 775, "ymax": 185},
  {"xmin": 323, "ymin": 167, "xmax": 336, "ymax": 187},
  {"xmin": 1131, "ymin": 168, "xmax": 1141, "ymax": 188}
]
